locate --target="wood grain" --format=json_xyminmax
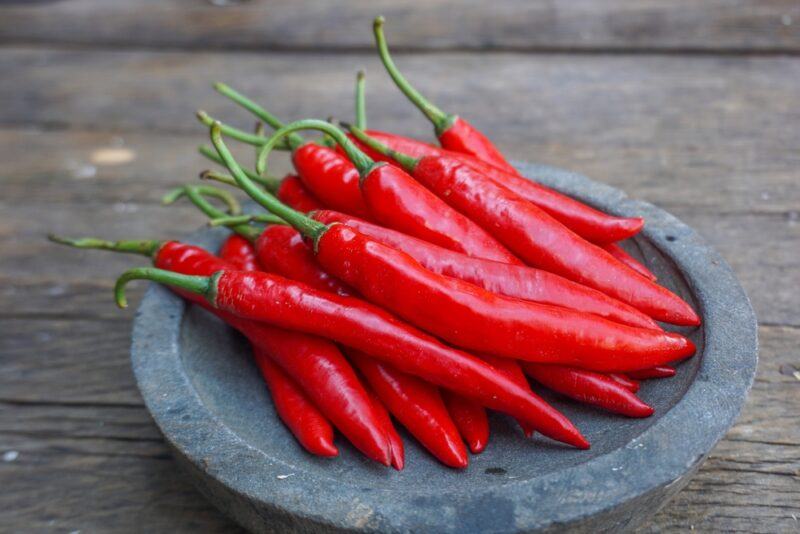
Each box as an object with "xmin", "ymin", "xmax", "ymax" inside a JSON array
[
  {"xmin": 0, "ymin": 0, "xmax": 798, "ymax": 53},
  {"xmin": 1, "ymin": 5, "xmax": 798, "ymax": 531}
]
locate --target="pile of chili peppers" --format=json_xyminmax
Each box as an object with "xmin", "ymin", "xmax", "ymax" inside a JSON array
[{"xmin": 52, "ymin": 17, "xmax": 699, "ymax": 470}]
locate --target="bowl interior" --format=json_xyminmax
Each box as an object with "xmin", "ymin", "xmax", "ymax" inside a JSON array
[{"xmin": 178, "ymin": 233, "xmax": 703, "ymax": 491}]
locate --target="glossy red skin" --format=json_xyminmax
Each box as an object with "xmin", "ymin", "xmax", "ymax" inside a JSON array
[
  {"xmin": 361, "ymin": 163, "xmax": 521, "ymax": 264},
  {"xmin": 255, "ymin": 225, "xmax": 352, "ymax": 297},
  {"xmin": 276, "ymin": 174, "xmax": 325, "ymax": 213},
  {"xmin": 627, "ymin": 366, "xmax": 676, "ymax": 380},
  {"xmin": 347, "ymin": 130, "xmax": 644, "ymax": 243},
  {"xmin": 350, "ymin": 351, "xmax": 468, "ymax": 468},
  {"xmin": 219, "ymin": 234, "xmax": 260, "ymax": 271},
  {"xmin": 208, "ymin": 269, "xmax": 588, "ymax": 448},
  {"xmin": 523, "ymin": 363, "xmax": 655, "ymax": 418},
  {"xmin": 314, "ymin": 225, "xmax": 695, "ymax": 371},
  {"xmin": 292, "ymin": 143, "xmax": 370, "ymax": 218},
  {"xmin": 609, "ymin": 373, "xmax": 640, "ymax": 393},
  {"xmin": 442, "ymin": 393, "xmax": 489, "ymax": 455},
  {"xmin": 478, "ymin": 353, "xmax": 536, "ymax": 437},
  {"xmin": 411, "ymin": 156, "xmax": 700, "ymax": 326},
  {"xmin": 253, "ymin": 347, "xmax": 338, "ymax": 457},
  {"xmin": 363, "ymin": 387, "xmax": 405, "ymax": 470},
  {"xmin": 439, "ymin": 117, "xmax": 519, "ymax": 175},
  {"xmin": 154, "ymin": 242, "xmax": 391, "ymax": 465},
  {"xmin": 601, "ymin": 242, "xmax": 657, "ymax": 281},
  {"xmin": 313, "ymin": 210, "xmax": 660, "ymax": 330}
]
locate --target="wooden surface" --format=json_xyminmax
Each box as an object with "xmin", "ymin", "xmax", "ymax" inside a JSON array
[{"xmin": 1, "ymin": 2, "xmax": 798, "ymax": 532}]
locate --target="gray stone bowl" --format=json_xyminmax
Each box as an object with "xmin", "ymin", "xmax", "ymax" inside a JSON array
[{"xmin": 131, "ymin": 162, "xmax": 757, "ymax": 533}]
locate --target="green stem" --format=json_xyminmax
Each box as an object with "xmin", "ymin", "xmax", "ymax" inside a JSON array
[
  {"xmin": 347, "ymin": 123, "xmax": 418, "ymax": 173},
  {"xmin": 213, "ymin": 82, "xmax": 305, "ymax": 150},
  {"xmin": 115, "ymin": 267, "xmax": 216, "ymax": 309},
  {"xmin": 373, "ymin": 16, "xmax": 455, "ymax": 136},
  {"xmin": 355, "ymin": 70, "xmax": 367, "ymax": 130},
  {"xmin": 197, "ymin": 147, "xmax": 281, "ymax": 192},
  {"xmin": 163, "ymin": 184, "xmax": 242, "ymax": 215},
  {"xmin": 48, "ymin": 234, "xmax": 161, "ymax": 257},
  {"xmin": 209, "ymin": 122, "xmax": 328, "ymax": 242},
  {"xmin": 162, "ymin": 185, "xmax": 270, "ymax": 241},
  {"xmin": 254, "ymin": 119, "xmax": 376, "ymax": 187},
  {"xmin": 209, "ymin": 214, "xmax": 276, "ymax": 228},
  {"xmin": 196, "ymin": 110, "xmax": 273, "ymax": 147}
]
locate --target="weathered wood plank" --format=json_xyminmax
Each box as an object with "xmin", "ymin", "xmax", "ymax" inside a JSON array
[
  {"xmin": 1, "ymin": 48, "xmax": 799, "ymax": 215},
  {"xmin": 0, "ymin": 0, "xmax": 798, "ymax": 53}
]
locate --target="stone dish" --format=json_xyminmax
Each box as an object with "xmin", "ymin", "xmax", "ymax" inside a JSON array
[{"xmin": 131, "ymin": 162, "xmax": 757, "ymax": 533}]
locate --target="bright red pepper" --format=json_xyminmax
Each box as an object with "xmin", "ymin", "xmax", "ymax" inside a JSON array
[
  {"xmin": 115, "ymin": 266, "xmax": 589, "ymax": 449},
  {"xmin": 219, "ymin": 234, "xmax": 260, "ymax": 271},
  {"xmin": 609, "ymin": 373, "xmax": 640, "ymax": 393},
  {"xmin": 52, "ymin": 235, "xmax": 393, "ymax": 465},
  {"xmin": 349, "ymin": 350, "xmax": 468, "ymax": 468},
  {"xmin": 276, "ymin": 174, "xmax": 325, "ymax": 213},
  {"xmin": 478, "ymin": 353, "xmax": 537, "ymax": 437},
  {"xmin": 350, "ymin": 127, "xmax": 699, "ymax": 326},
  {"xmin": 601, "ymin": 242, "xmax": 657, "ymax": 281},
  {"xmin": 442, "ymin": 393, "xmax": 489, "ymax": 455},
  {"xmin": 214, "ymin": 124, "xmax": 694, "ymax": 371},
  {"xmin": 374, "ymin": 16, "xmax": 516, "ymax": 174},
  {"xmin": 627, "ymin": 366, "xmax": 676, "ymax": 380},
  {"xmin": 345, "ymin": 130, "xmax": 644, "ymax": 244},
  {"xmin": 362, "ymin": 386, "xmax": 405, "ymax": 470},
  {"xmin": 522, "ymin": 363, "xmax": 654, "ymax": 418},
  {"xmin": 313, "ymin": 210, "xmax": 660, "ymax": 331},
  {"xmin": 252, "ymin": 346, "xmax": 338, "ymax": 457}
]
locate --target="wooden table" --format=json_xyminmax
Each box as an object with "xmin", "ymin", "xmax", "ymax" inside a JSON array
[{"xmin": 1, "ymin": 2, "xmax": 798, "ymax": 532}]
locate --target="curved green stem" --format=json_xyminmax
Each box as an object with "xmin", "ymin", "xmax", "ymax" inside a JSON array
[
  {"xmin": 259, "ymin": 119, "xmax": 375, "ymax": 180},
  {"xmin": 214, "ymin": 82, "xmax": 305, "ymax": 150},
  {"xmin": 48, "ymin": 234, "xmax": 161, "ymax": 257},
  {"xmin": 373, "ymin": 16, "xmax": 455, "ymax": 136},
  {"xmin": 355, "ymin": 70, "xmax": 367, "ymax": 130},
  {"xmin": 196, "ymin": 110, "xmax": 270, "ymax": 147},
  {"xmin": 163, "ymin": 184, "xmax": 241, "ymax": 216},
  {"xmin": 209, "ymin": 214, "xmax": 277, "ymax": 228},
  {"xmin": 347, "ymin": 123, "xmax": 418, "ymax": 173},
  {"xmin": 115, "ymin": 267, "xmax": 217, "ymax": 309},
  {"xmin": 197, "ymin": 146, "xmax": 281, "ymax": 192},
  {"xmin": 209, "ymin": 123, "xmax": 327, "ymax": 242}
]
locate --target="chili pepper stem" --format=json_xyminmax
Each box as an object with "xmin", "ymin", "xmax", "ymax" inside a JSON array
[
  {"xmin": 213, "ymin": 82, "xmax": 305, "ymax": 150},
  {"xmin": 196, "ymin": 110, "xmax": 270, "ymax": 147},
  {"xmin": 115, "ymin": 267, "xmax": 217, "ymax": 309},
  {"xmin": 162, "ymin": 185, "xmax": 242, "ymax": 216},
  {"xmin": 355, "ymin": 70, "xmax": 367, "ymax": 130},
  {"xmin": 373, "ymin": 16, "xmax": 456, "ymax": 136},
  {"xmin": 209, "ymin": 122, "xmax": 329, "ymax": 243},
  {"xmin": 197, "ymin": 146, "xmax": 282, "ymax": 191},
  {"xmin": 48, "ymin": 234, "xmax": 162, "ymax": 257},
  {"xmin": 346, "ymin": 123, "xmax": 419, "ymax": 173}
]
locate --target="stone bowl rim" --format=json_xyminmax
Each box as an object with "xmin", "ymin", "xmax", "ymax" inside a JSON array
[{"xmin": 130, "ymin": 161, "xmax": 758, "ymax": 532}]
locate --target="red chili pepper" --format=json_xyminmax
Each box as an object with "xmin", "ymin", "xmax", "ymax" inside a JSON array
[
  {"xmin": 115, "ymin": 266, "xmax": 589, "ymax": 449},
  {"xmin": 219, "ymin": 234, "xmax": 260, "ymax": 271},
  {"xmin": 252, "ymin": 347, "xmax": 338, "ymax": 457},
  {"xmin": 276, "ymin": 174, "xmax": 325, "ymax": 213},
  {"xmin": 522, "ymin": 363, "xmax": 654, "ymax": 418},
  {"xmin": 442, "ymin": 393, "xmax": 489, "ymax": 455},
  {"xmin": 478, "ymin": 353, "xmax": 537, "ymax": 437},
  {"xmin": 349, "ymin": 126, "xmax": 700, "ymax": 327},
  {"xmin": 601, "ymin": 242, "xmax": 657, "ymax": 282},
  {"xmin": 349, "ymin": 350, "xmax": 468, "ymax": 468},
  {"xmin": 344, "ymin": 130, "xmax": 644, "ymax": 244},
  {"xmin": 608, "ymin": 373, "xmax": 640, "ymax": 393},
  {"xmin": 374, "ymin": 17, "xmax": 515, "ymax": 173},
  {"xmin": 362, "ymin": 385, "xmax": 405, "ymax": 470},
  {"xmin": 51, "ymin": 235, "xmax": 393, "ymax": 466},
  {"xmin": 627, "ymin": 366, "xmax": 676, "ymax": 380},
  {"xmin": 215, "ymin": 123, "xmax": 694, "ymax": 371},
  {"xmin": 313, "ymin": 210, "xmax": 660, "ymax": 331},
  {"xmin": 255, "ymin": 225, "xmax": 353, "ymax": 297}
]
